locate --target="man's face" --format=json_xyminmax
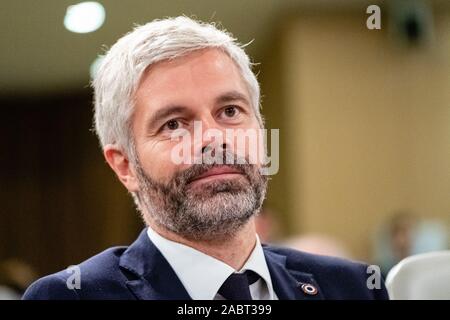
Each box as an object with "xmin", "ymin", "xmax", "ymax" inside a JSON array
[{"xmin": 130, "ymin": 48, "xmax": 267, "ymax": 240}]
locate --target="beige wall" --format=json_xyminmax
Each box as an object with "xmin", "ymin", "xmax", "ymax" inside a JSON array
[{"xmin": 264, "ymin": 11, "xmax": 450, "ymax": 260}]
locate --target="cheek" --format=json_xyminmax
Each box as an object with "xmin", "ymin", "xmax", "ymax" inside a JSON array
[
  {"xmin": 138, "ymin": 141, "xmax": 181, "ymax": 183},
  {"xmin": 231, "ymin": 121, "xmax": 265, "ymax": 165}
]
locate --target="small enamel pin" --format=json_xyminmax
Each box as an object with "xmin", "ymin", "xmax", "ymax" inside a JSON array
[{"xmin": 298, "ymin": 282, "xmax": 318, "ymax": 296}]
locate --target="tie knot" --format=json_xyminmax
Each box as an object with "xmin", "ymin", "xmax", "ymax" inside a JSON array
[{"xmin": 218, "ymin": 270, "xmax": 260, "ymax": 300}]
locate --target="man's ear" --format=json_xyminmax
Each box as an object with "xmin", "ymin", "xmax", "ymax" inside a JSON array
[{"xmin": 103, "ymin": 144, "xmax": 140, "ymax": 192}]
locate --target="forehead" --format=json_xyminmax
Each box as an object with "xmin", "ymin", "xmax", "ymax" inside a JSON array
[{"xmin": 134, "ymin": 48, "xmax": 250, "ymax": 110}]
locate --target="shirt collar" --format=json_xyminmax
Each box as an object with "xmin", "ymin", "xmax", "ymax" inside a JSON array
[{"xmin": 146, "ymin": 226, "xmax": 275, "ymax": 300}]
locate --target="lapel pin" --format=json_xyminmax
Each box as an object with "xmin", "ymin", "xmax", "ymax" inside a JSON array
[{"xmin": 299, "ymin": 283, "xmax": 318, "ymax": 296}]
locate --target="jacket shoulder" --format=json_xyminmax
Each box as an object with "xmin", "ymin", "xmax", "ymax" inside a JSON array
[
  {"xmin": 22, "ymin": 246, "xmax": 133, "ymax": 300},
  {"xmin": 264, "ymin": 244, "xmax": 389, "ymax": 300},
  {"xmin": 22, "ymin": 272, "xmax": 79, "ymax": 300}
]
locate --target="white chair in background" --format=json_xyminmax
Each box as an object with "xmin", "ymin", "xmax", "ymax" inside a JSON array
[{"xmin": 386, "ymin": 251, "xmax": 450, "ymax": 300}]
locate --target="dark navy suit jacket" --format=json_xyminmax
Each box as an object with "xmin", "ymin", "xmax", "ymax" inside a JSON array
[{"xmin": 22, "ymin": 229, "xmax": 389, "ymax": 300}]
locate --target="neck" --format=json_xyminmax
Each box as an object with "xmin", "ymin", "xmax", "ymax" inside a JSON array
[{"xmin": 148, "ymin": 218, "xmax": 257, "ymax": 271}]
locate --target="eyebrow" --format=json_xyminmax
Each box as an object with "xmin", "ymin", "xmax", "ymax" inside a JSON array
[
  {"xmin": 146, "ymin": 90, "xmax": 251, "ymax": 131},
  {"xmin": 215, "ymin": 90, "xmax": 250, "ymax": 106},
  {"xmin": 147, "ymin": 105, "xmax": 189, "ymax": 131}
]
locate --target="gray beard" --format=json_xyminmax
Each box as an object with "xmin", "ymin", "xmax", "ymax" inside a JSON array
[{"xmin": 133, "ymin": 154, "xmax": 268, "ymax": 241}]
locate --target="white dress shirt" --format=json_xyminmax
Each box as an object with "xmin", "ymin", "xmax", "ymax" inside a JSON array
[{"xmin": 147, "ymin": 227, "xmax": 278, "ymax": 300}]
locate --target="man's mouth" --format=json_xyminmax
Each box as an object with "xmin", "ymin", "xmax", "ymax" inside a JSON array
[{"xmin": 188, "ymin": 166, "xmax": 244, "ymax": 185}]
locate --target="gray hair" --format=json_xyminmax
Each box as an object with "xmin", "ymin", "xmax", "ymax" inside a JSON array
[{"xmin": 92, "ymin": 16, "xmax": 262, "ymax": 154}]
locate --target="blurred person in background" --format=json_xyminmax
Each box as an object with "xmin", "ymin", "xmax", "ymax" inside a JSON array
[
  {"xmin": 282, "ymin": 234, "xmax": 352, "ymax": 260},
  {"xmin": 255, "ymin": 209, "xmax": 352, "ymax": 259},
  {"xmin": 0, "ymin": 259, "xmax": 37, "ymax": 300},
  {"xmin": 254, "ymin": 207, "xmax": 281, "ymax": 243},
  {"xmin": 373, "ymin": 211, "xmax": 449, "ymax": 276}
]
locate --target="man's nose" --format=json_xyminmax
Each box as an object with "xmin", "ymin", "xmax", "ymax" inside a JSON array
[{"xmin": 193, "ymin": 115, "xmax": 231, "ymax": 159}]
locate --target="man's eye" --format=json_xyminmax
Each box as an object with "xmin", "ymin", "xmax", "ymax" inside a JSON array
[
  {"xmin": 222, "ymin": 106, "xmax": 239, "ymax": 118},
  {"xmin": 163, "ymin": 119, "xmax": 180, "ymax": 130}
]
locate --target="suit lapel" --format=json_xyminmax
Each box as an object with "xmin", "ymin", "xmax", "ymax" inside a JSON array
[
  {"xmin": 119, "ymin": 229, "xmax": 191, "ymax": 300},
  {"xmin": 119, "ymin": 229, "xmax": 325, "ymax": 300},
  {"xmin": 264, "ymin": 249, "xmax": 324, "ymax": 300}
]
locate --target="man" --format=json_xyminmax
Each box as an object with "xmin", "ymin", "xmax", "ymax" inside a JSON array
[{"xmin": 23, "ymin": 16, "xmax": 389, "ymax": 300}]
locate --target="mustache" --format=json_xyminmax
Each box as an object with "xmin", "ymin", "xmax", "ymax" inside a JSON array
[
  {"xmin": 135, "ymin": 149, "xmax": 262, "ymax": 195},
  {"xmin": 174, "ymin": 152, "xmax": 253, "ymax": 187}
]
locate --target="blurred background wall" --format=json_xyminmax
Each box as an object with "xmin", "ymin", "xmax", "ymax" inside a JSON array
[
  {"xmin": 0, "ymin": 0, "xmax": 448, "ymax": 293},
  {"xmin": 268, "ymin": 9, "xmax": 450, "ymax": 260}
]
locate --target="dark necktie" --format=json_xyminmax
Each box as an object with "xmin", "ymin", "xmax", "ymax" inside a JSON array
[{"xmin": 218, "ymin": 270, "xmax": 260, "ymax": 300}]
